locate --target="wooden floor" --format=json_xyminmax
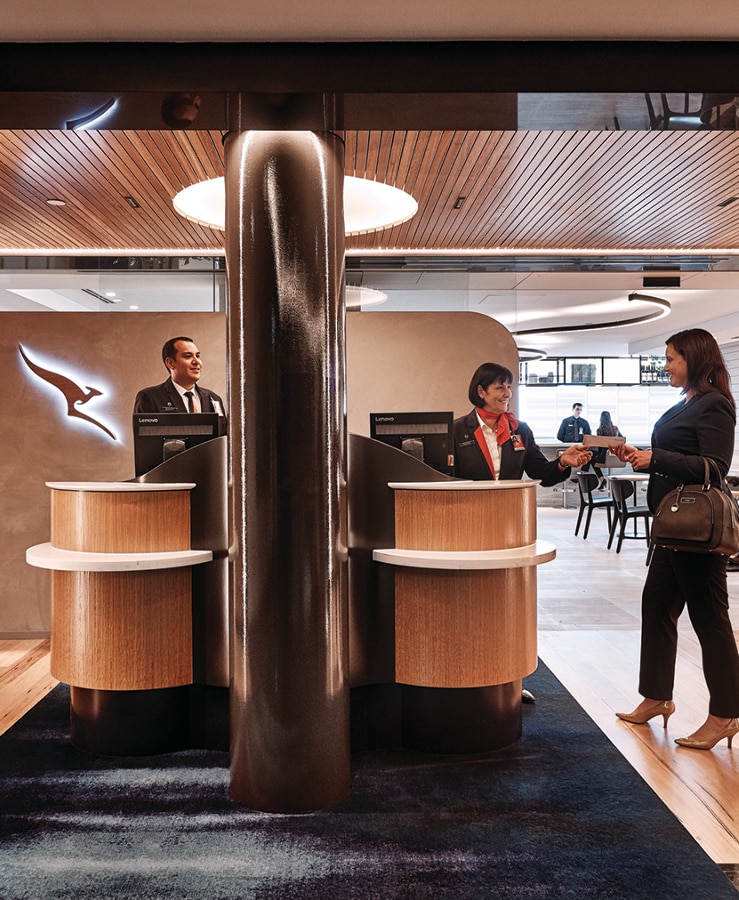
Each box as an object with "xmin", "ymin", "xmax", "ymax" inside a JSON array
[{"xmin": 1, "ymin": 499, "xmax": 739, "ymax": 874}]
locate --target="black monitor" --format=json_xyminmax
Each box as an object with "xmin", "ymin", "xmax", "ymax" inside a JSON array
[
  {"xmin": 369, "ymin": 411, "xmax": 454, "ymax": 475},
  {"xmin": 133, "ymin": 413, "xmax": 226, "ymax": 476}
]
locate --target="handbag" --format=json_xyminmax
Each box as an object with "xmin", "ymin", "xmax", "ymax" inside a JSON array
[{"xmin": 651, "ymin": 457, "xmax": 739, "ymax": 557}]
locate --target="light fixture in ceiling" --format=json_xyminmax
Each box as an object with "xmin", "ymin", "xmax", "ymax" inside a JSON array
[
  {"xmin": 46, "ymin": 198, "xmax": 66, "ymax": 207},
  {"xmin": 65, "ymin": 98, "xmax": 118, "ymax": 131},
  {"xmin": 513, "ymin": 292, "xmax": 671, "ymax": 337},
  {"xmin": 172, "ymin": 176, "xmax": 418, "ymax": 235},
  {"xmin": 345, "ymin": 286, "xmax": 388, "ymax": 309},
  {"xmin": 516, "ymin": 347, "xmax": 547, "ymax": 362}
]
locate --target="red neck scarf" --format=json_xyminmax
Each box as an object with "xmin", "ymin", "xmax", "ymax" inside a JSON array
[{"xmin": 477, "ymin": 409, "xmax": 519, "ymax": 446}]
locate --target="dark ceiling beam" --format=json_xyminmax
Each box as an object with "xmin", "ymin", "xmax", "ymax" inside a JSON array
[{"xmin": 1, "ymin": 41, "xmax": 739, "ymax": 94}]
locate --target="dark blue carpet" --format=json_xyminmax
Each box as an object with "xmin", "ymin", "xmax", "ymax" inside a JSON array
[{"xmin": 0, "ymin": 662, "xmax": 736, "ymax": 899}]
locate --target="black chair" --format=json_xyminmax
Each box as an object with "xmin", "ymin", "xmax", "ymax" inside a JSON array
[
  {"xmin": 574, "ymin": 472, "xmax": 614, "ymax": 540},
  {"xmin": 608, "ymin": 479, "xmax": 652, "ymax": 553},
  {"xmin": 644, "ymin": 93, "xmax": 707, "ymax": 130}
]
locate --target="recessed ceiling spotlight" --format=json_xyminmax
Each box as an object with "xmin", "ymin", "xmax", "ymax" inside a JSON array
[
  {"xmin": 46, "ymin": 198, "xmax": 66, "ymax": 206},
  {"xmin": 124, "ymin": 196, "xmax": 141, "ymax": 209},
  {"xmin": 717, "ymin": 197, "xmax": 738, "ymax": 208}
]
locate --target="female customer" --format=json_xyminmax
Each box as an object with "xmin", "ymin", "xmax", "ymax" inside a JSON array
[
  {"xmin": 614, "ymin": 329, "xmax": 739, "ymax": 750},
  {"xmin": 454, "ymin": 362, "xmax": 592, "ymax": 483},
  {"xmin": 592, "ymin": 410, "xmax": 623, "ymax": 491}
]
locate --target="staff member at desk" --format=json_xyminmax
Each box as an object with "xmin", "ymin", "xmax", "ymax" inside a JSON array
[
  {"xmin": 454, "ymin": 362, "xmax": 591, "ymax": 484},
  {"xmin": 133, "ymin": 336, "xmax": 225, "ymax": 416},
  {"xmin": 454, "ymin": 362, "xmax": 592, "ymax": 703}
]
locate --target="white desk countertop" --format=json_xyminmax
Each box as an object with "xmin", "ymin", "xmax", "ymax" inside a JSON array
[
  {"xmin": 26, "ymin": 543, "xmax": 213, "ymax": 572},
  {"xmin": 373, "ymin": 540, "xmax": 556, "ymax": 570},
  {"xmin": 45, "ymin": 482, "xmax": 196, "ymax": 492}
]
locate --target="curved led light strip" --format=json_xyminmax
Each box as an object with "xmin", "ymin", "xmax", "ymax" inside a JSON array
[
  {"xmin": 512, "ymin": 293, "xmax": 671, "ymax": 336},
  {"xmin": 516, "ymin": 347, "xmax": 548, "ymax": 361},
  {"xmin": 345, "ymin": 286, "xmax": 388, "ymax": 309},
  {"xmin": 65, "ymin": 98, "xmax": 118, "ymax": 131},
  {"xmin": 173, "ymin": 176, "xmax": 417, "ymax": 235}
]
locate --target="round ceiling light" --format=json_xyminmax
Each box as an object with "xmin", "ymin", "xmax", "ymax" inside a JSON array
[{"xmin": 173, "ymin": 176, "xmax": 417, "ymax": 235}]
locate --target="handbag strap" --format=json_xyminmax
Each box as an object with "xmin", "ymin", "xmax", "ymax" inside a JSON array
[{"xmin": 702, "ymin": 456, "xmax": 731, "ymax": 492}]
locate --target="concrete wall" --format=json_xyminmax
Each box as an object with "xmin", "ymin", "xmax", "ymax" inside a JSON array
[{"xmin": 346, "ymin": 311, "xmax": 518, "ymax": 435}]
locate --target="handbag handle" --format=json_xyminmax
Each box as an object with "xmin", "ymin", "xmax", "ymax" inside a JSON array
[{"xmin": 702, "ymin": 457, "xmax": 730, "ymax": 492}]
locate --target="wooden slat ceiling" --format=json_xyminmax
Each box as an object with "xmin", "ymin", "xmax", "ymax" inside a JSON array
[{"xmin": 1, "ymin": 128, "xmax": 739, "ymax": 253}]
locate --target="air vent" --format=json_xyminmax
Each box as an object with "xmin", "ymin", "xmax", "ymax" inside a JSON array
[{"xmin": 643, "ymin": 276, "xmax": 681, "ymax": 288}]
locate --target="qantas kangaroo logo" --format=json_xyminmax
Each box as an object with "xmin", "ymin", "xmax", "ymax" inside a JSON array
[{"xmin": 18, "ymin": 344, "xmax": 117, "ymax": 441}]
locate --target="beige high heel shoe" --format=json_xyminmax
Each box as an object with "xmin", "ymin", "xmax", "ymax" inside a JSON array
[
  {"xmin": 675, "ymin": 718, "xmax": 739, "ymax": 751},
  {"xmin": 615, "ymin": 699, "xmax": 675, "ymax": 728}
]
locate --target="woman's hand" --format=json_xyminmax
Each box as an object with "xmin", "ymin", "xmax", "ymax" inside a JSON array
[
  {"xmin": 627, "ymin": 449, "xmax": 653, "ymax": 471},
  {"xmin": 612, "ymin": 443, "xmax": 653, "ymax": 470},
  {"xmin": 560, "ymin": 445, "xmax": 592, "ymax": 469}
]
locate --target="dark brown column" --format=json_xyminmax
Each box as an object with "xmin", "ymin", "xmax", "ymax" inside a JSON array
[{"xmin": 224, "ymin": 124, "xmax": 349, "ymax": 812}]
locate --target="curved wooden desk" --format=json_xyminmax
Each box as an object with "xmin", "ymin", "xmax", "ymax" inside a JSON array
[
  {"xmin": 373, "ymin": 480, "xmax": 555, "ymax": 752},
  {"xmin": 26, "ymin": 481, "xmax": 213, "ymax": 754}
]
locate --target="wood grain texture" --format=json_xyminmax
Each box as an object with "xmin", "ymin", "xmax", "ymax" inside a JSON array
[
  {"xmin": 1, "ymin": 127, "xmax": 739, "ymax": 254},
  {"xmin": 50, "ymin": 489, "xmax": 191, "ymax": 553},
  {"xmin": 395, "ymin": 568, "xmax": 538, "ymax": 687},
  {"xmin": 0, "ymin": 639, "xmax": 57, "ymax": 737},
  {"xmin": 394, "ymin": 486, "xmax": 537, "ymax": 551},
  {"xmin": 50, "ymin": 569, "xmax": 192, "ymax": 690}
]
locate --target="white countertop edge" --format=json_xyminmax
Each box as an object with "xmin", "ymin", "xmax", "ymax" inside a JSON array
[
  {"xmin": 45, "ymin": 482, "xmax": 197, "ymax": 492},
  {"xmin": 26, "ymin": 543, "xmax": 213, "ymax": 571},
  {"xmin": 387, "ymin": 479, "xmax": 541, "ymax": 491},
  {"xmin": 372, "ymin": 539, "xmax": 556, "ymax": 569}
]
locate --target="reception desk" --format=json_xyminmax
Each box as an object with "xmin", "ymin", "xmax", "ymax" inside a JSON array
[
  {"xmin": 372, "ymin": 479, "xmax": 555, "ymax": 752},
  {"xmin": 27, "ymin": 481, "xmax": 212, "ymax": 754}
]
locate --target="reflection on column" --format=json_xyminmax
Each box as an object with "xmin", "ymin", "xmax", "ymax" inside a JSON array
[{"xmin": 224, "ymin": 127, "xmax": 349, "ymax": 812}]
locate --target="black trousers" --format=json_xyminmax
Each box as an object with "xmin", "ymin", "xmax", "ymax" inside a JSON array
[{"xmin": 639, "ymin": 546, "xmax": 739, "ymax": 717}]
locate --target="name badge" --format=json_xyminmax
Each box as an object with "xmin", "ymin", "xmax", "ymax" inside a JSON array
[{"xmin": 511, "ymin": 433, "xmax": 525, "ymax": 451}]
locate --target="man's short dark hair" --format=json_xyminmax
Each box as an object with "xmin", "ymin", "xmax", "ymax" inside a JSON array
[
  {"xmin": 573, "ymin": 403, "xmax": 583, "ymax": 410},
  {"xmin": 162, "ymin": 336, "xmax": 194, "ymax": 372}
]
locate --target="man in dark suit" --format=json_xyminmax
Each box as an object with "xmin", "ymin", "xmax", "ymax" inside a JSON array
[{"xmin": 133, "ymin": 336, "xmax": 225, "ymax": 416}]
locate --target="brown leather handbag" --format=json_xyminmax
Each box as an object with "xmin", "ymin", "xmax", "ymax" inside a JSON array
[{"xmin": 651, "ymin": 458, "xmax": 739, "ymax": 557}]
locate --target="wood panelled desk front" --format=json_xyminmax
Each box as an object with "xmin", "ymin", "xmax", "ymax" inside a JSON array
[
  {"xmin": 26, "ymin": 481, "xmax": 212, "ymax": 755},
  {"xmin": 373, "ymin": 480, "xmax": 555, "ymax": 752}
]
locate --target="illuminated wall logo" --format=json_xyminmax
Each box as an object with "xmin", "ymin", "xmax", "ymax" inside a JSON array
[{"xmin": 18, "ymin": 344, "xmax": 117, "ymax": 441}]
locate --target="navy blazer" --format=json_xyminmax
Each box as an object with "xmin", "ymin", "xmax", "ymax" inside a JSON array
[
  {"xmin": 133, "ymin": 379, "xmax": 225, "ymax": 416},
  {"xmin": 453, "ymin": 409, "xmax": 568, "ymax": 486},
  {"xmin": 647, "ymin": 390, "xmax": 735, "ymax": 513}
]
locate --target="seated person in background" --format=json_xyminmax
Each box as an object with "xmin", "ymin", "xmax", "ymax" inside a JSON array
[
  {"xmin": 557, "ymin": 402, "xmax": 591, "ymax": 444},
  {"xmin": 454, "ymin": 362, "xmax": 592, "ymax": 704},
  {"xmin": 133, "ymin": 336, "xmax": 225, "ymax": 416},
  {"xmin": 592, "ymin": 410, "xmax": 623, "ymax": 491}
]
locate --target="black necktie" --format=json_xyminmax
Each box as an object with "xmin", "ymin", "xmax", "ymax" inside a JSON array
[{"xmin": 184, "ymin": 391, "xmax": 195, "ymax": 413}]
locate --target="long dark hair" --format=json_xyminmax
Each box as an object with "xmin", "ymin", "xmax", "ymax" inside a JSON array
[
  {"xmin": 597, "ymin": 410, "xmax": 618, "ymax": 436},
  {"xmin": 666, "ymin": 328, "xmax": 735, "ymax": 409},
  {"xmin": 468, "ymin": 362, "xmax": 514, "ymax": 407}
]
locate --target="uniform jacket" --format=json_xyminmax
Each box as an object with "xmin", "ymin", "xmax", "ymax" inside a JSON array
[
  {"xmin": 556, "ymin": 415, "xmax": 591, "ymax": 443},
  {"xmin": 647, "ymin": 390, "xmax": 735, "ymax": 513},
  {"xmin": 453, "ymin": 409, "xmax": 568, "ymax": 486},
  {"xmin": 133, "ymin": 379, "xmax": 225, "ymax": 416}
]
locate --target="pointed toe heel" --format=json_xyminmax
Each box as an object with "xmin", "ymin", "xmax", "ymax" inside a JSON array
[
  {"xmin": 675, "ymin": 718, "xmax": 739, "ymax": 751},
  {"xmin": 616, "ymin": 700, "xmax": 675, "ymax": 728}
]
